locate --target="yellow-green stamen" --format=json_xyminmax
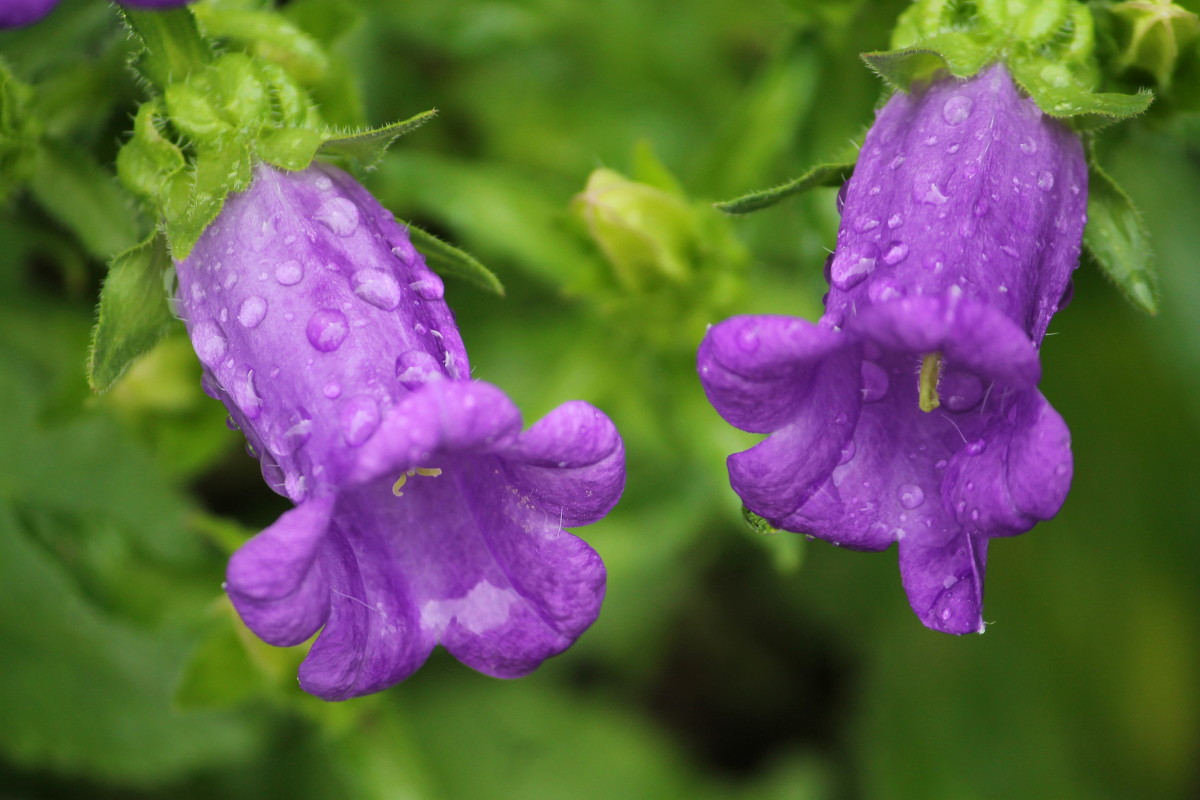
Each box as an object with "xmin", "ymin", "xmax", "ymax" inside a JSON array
[
  {"xmin": 391, "ymin": 467, "xmax": 443, "ymax": 497},
  {"xmin": 918, "ymin": 353, "xmax": 943, "ymax": 413}
]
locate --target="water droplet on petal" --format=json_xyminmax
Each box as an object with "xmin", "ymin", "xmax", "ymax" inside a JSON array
[
  {"xmin": 1020, "ymin": 138, "xmax": 1038, "ymax": 155},
  {"xmin": 965, "ymin": 439, "xmax": 987, "ymax": 455},
  {"xmin": 225, "ymin": 415, "xmax": 239, "ymax": 431},
  {"xmin": 868, "ymin": 278, "xmax": 904, "ymax": 303},
  {"xmin": 942, "ymin": 95, "xmax": 973, "ymax": 125},
  {"xmin": 941, "ymin": 371, "xmax": 984, "ymax": 412},
  {"xmin": 945, "ymin": 143, "xmax": 960, "ymax": 154},
  {"xmin": 882, "ymin": 242, "xmax": 909, "ymax": 265},
  {"xmin": 190, "ymin": 321, "xmax": 227, "ymax": 367},
  {"xmin": 410, "ymin": 273, "xmax": 445, "ymax": 300},
  {"xmin": 935, "ymin": 459, "xmax": 948, "ymax": 470},
  {"xmin": 854, "ymin": 216, "xmax": 880, "ymax": 232},
  {"xmin": 275, "ymin": 260, "xmax": 304, "ymax": 286},
  {"xmin": 340, "ymin": 395, "xmax": 380, "ymax": 446},
  {"xmin": 838, "ymin": 439, "xmax": 856, "ymax": 466},
  {"xmin": 314, "ymin": 173, "xmax": 332, "ymax": 191},
  {"xmin": 898, "ymin": 484, "xmax": 925, "ymax": 509},
  {"xmin": 1036, "ymin": 171, "xmax": 1055, "ymax": 191},
  {"xmin": 280, "ymin": 411, "xmax": 313, "ymax": 454},
  {"xmin": 395, "ymin": 350, "xmax": 445, "ymax": 389},
  {"xmin": 922, "ymin": 251, "xmax": 945, "ymax": 273},
  {"xmin": 889, "ymin": 155, "xmax": 906, "ymax": 170},
  {"xmin": 973, "ymin": 199, "xmax": 989, "ymax": 217},
  {"xmin": 352, "ymin": 269, "xmax": 402, "ymax": 310},
  {"xmin": 887, "ymin": 213, "xmax": 903, "ymax": 229},
  {"xmin": 306, "ymin": 308, "xmax": 349, "ymax": 352},
  {"xmin": 831, "ymin": 242, "xmax": 878, "ymax": 289},
  {"xmin": 861, "ymin": 360, "xmax": 889, "ymax": 402},
  {"xmin": 323, "ymin": 382, "xmax": 342, "ymax": 399},
  {"xmin": 315, "ymin": 197, "xmax": 360, "ymax": 237},
  {"xmin": 737, "ymin": 326, "xmax": 760, "ymax": 353},
  {"xmin": 237, "ymin": 296, "xmax": 267, "ymax": 328},
  {"xmin": 915, "ymin": 175, "xmax": 949, "ymax": 205}
]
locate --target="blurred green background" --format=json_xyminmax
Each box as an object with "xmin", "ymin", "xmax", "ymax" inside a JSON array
[{"xmin": 1, "ymin": 1, "xmax": 1198, "ymax": 798}]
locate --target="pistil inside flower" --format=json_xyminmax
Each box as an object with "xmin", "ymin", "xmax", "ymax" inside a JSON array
[
  {"xmin": 392, "ymin": 467, "xmax": 444, "ymax": 497},
  {"xmin": 918, "ymin": 353, "xmax": 943, "ymax": 413}
]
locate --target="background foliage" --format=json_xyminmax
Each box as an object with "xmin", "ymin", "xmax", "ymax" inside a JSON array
[{"xmin": 1, "ymin": 1, "xmax": 1198, "ymax": 798}]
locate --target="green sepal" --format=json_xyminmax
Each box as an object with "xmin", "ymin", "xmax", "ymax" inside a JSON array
[
  {"xmin": 88, "ymin": 234, "xmax": 178, "ymax": 392},
  {"xmin": 742, "ymin": 506, "xmax": 780, "ymax": 536},
  {"xmin": 190, "ymin": 5, "xmax": 329, "ymax": 85},
  {"xmin": 166, "ymin": 138, "xmax": 255, "ymax": 260},
  {"xmin": 1083, "ymin": 159, "xmax": 1158, "ymax": 314},
  {"xmin": 318, "ymin": 110, "xmax": 438, "ymax": 170},
  {"xmin": 406, "ymin": 222, "xmax": 504, "ymax": 296},
  {"xmin": 258, "ymin": 127, "xmax": 326, "ymax": 171},
  {"xmin": 1007, "ymin": 58, "xmax": 1155, "ymax": 128},
  {"xmin": 28, "ymin": 142, "xmax": 142, "ymax": 259},
  {"xmin": 714, "ymin": 155, "xmax": 855, "ymax": 214},
  {"xmin": 862, "ymin": 38, "xmax": 997, "ymax": 91},
  {"xmin": 121, "ymin": 7, "xmax": 212, "ymax": 88},
  {"xmin": 116, "ymin": 100, "xmax": 186, "ymax": 203}
]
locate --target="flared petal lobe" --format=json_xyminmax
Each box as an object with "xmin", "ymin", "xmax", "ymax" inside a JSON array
[
  {"xmin": 176, "ymin": 164, "xmax": 622, "ymax": 697},
  {"xmin": 698, "ymin": 64, "xmax": 1082, "ymax": 634}
]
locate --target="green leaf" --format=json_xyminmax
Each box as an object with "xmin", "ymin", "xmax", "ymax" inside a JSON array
[
  {"xmin": 714, "ymin": 158, "xmax": 855, "ymax": 214},
  {"xmin": 88, "ymin": 235, "xmax": 177, "ymax": 392},
  {"xmin": 407, "ymin": 222, "xmax": 505, "ymax": 296},
  {"xmin": 317, "ymin": 109, "xmax": 437, "ymax": 169},
  {"xmin": 1084, "ymin": 161, "xmax": 1158, "ymax": 314},
  {"xmin": 121, "ymin": 7, "xmax": 212, "ymax": 88},
  {"xmin": 28, "ymin": 142, "xmax": 142, "ymax": 259}
]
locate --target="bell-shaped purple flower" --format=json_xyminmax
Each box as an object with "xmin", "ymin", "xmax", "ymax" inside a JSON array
[
  {"xmin": 0, "ymin": 0, "xmax": 190, "ymax": 29},
  {"xmin": 176, "ymin": 163, "xmax": 624, "ymax": 699},
  {"xmin": 699, "ymin": 64, "xmax": 1082, "ymax": 634}
]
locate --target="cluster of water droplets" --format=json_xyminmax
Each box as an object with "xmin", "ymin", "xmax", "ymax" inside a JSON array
[{"xmin": 181, "ymin": 169, "xmax": 465, "ymax": 500}]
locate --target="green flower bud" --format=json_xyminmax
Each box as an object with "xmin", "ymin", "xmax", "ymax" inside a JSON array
[
  {"xmin": 1111, "ymin": 0, "xmax": 1199, "ymax": 88},
  {"xmin": 572, "ymin": 167, "xmax": 699, "ymax": 291}
]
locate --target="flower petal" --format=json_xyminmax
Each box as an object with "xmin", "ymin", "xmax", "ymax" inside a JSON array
[
  {"xmin": 944, "ymin": 389, "xmax": 1071, "ymax": 535},
  {"xmin": 898, "ymin": 531, "xmax": 988, "ymax": 635},
  {"xmin": 698, "ymin": 315, "xmax": 856, "ymax": 433},
  {"xmin": 848, "ymin": 293, "xmax": 1041, "ymax": 386},
  {"xmin": 726, "ymin": 344, "xmax": 862, "ymax": 522},
  {"xmin": 298, "ymin": 526, "xmax": 435, "ymax": 700},
  {"xmin": 442, "ymin": 458, "xmax": 606, "ymax": 677},
  {"xmin": 226, "ymin": 496, "xmax": 333, "ymax": 646},
  {"xmin": 497, "ymin": 401, "xmax": 625, "ymax": 527},
  {"xmin": 346, "ymin": 380, "xmax": 524, "ymax": 485}
]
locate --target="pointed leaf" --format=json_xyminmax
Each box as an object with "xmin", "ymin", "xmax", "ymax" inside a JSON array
[
  {"xmin": 318, "ymin": 109, "xmax": 437, "ymax": 169},
  {"xmin": 1084, "ymin": 162, "xmax": 1158, "ymax": 314},
  {"xmin": 88, "ymin": 235, "xmax": 177, "ymax": 392},
  {"xmin": 406, "ymin": 222, "xmax": 504, "ymax": 296},
  {"xmin": 715, "ymin": 158, "xmax": 856, "ymax": 214},
  {"xmin": 29, "ymin": 142, "xmax": 142, "ymax": 259}
]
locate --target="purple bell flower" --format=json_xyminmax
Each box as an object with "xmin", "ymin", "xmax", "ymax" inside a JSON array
[
  {"xmin": 698, "ymin": 64, "xmax": 1083, "ymax": 634},
  {"xmin": 176, "ymin": 163, "xmax": 624, "ymax": 699},
  {"xmin": 0, "ymin": 0, "xmax": 189, "ymax": 29}
]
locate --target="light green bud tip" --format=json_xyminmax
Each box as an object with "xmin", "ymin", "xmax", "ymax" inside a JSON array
[
  {"xmin": 1112, "ymin": 0, "xmax": 1199, "ymax": 88},
  {"xmin": 571, "ymin": 167, "xmax": 698, "ymax": 291}
]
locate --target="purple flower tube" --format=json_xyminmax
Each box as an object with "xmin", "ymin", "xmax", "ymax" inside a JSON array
[
  {"xmin": 176, "ymin": 163, "xmax": 624, "ymax": 699},
  {"xmin": 699, "ymin": 64, "xmax": 1083, "ymax": 634}
]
